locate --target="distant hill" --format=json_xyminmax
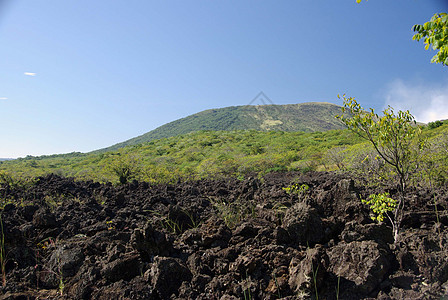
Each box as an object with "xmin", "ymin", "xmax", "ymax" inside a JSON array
[{"xmin": 98, "ymin": 102, "xmax": 346, "ymax": 152}]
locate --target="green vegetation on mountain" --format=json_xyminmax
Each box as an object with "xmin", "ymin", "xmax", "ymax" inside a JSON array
[
  {"xmin": 0, "ymin": 129, "xmax": 359, "ymax": 183},
  {"xmin": 100, "ymin": 102, "xmax": 347, "ymax": 152},
  {"xmin": 1, "ymin": 119, "xmax": 448, "ymax": 187}
]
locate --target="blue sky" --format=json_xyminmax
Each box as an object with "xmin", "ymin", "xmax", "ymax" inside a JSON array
[{"xmin": 1, "ymin": 0, "xmax": 447, "ymax": 158}]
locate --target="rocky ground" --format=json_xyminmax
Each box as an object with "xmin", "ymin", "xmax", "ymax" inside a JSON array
[{"xmin": 0, "ymin": 171, "xmax": 447, "ymax": 299}]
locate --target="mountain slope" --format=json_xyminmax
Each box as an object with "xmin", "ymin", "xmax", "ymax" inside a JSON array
[{"xmin": 99, "ymin": 102, "xmax": 346, "ymax": 152}]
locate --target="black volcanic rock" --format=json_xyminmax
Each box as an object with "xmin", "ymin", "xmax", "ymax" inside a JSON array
[{"xmin": 0, "ymin": 172, "xmax": 447, "ymax": 299}]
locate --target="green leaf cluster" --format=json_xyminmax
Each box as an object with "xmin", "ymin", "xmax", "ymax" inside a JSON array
[
  {"xmin": 356, "ymin": 1, "xmax": 447, "ymax": 67},
  {"xmin": 413, "ymin": 13, "xmax": 448, "ymax": 66},
  {"xmin": 362, "ymin": 193, "xmax": 397, "ymax": 223},
  {"xmin": 282, "ymin": 183, "xmax": 309, "ymax": 198}
]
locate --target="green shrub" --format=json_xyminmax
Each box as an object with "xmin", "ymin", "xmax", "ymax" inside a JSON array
[{"xmin": 428, "ymin": 120, "xmax": 444, "ymax": 129}]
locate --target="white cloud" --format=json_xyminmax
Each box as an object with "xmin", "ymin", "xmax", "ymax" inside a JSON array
[
  {"xmin": 0, "ymin": 97, "xmax": 7, "ymax": 100},
  {"xmin": 24, "ymin": 72, "xmax": 36, "ymax": 76},
  {"xmin": 384, "ymin": 79, "xmax": 448, "ymax": 123}
]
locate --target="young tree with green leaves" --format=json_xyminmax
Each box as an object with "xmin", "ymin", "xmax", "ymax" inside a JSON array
[{"xmin": 336, "ymin": 95, "xmax": 422, "ymax": 242}]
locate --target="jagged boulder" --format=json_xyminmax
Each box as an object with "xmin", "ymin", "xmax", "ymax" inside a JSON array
[
  {"xmin": 148, "ymin": 256, "xmax": 192, "ymax": 299},
  {"xmin": 288, "ymin": 246, "xmax": 328, "ymax": 294},
  {"xmin": 328, "ymin": 240, "xmax": 391, "ymax": 294},
  {"xmin": 282, "ymin": 202, "xmax": 324, "ymax": 246}
]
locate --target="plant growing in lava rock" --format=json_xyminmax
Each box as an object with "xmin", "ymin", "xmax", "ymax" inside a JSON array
[
  {"xmin": 35, "ymin": 237, "xmax": 65, "ymax": 295},
  {"xmin": 0, "ymin": 213, "xmax": 6, "ymax": 287},
  {"xmin": 337, "ymin": 95, "xmax": 423, "ymax": 242},
  {"xmin": 362, "ymin": 192, "xmax": 397, "ymax": 224},
  {"xmin": 208, "ymin": 197, "xmax": 256, "ymax": 229},
  {"xmin": 282, "ymin": 183, "xmax": 309, "ymax": 200}
]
